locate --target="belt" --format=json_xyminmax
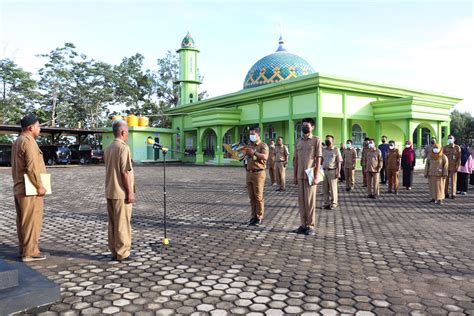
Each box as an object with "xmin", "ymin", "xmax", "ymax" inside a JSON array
[
  {"xmin": 247, "ymin": 169, "xmax": 264, "ymax": 173},
  {"xmin": 323, "ymin": 168, "xmax": 336, "ymax": 171}
]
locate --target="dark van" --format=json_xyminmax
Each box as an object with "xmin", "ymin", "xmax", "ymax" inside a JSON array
[
  {"xmin": 0, "ymin": 144, "xmax": 12, "ymax": 166},
  {"xmin": 39, "ymin": 145, "xmax": 71, "ymax": 165},
  {"xmin": 69, "ymin": 144, "xmax": 104, "ymax": 164}
]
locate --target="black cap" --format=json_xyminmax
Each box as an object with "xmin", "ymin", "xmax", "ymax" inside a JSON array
[{"xmin": 20, "ymin": 113, "xmax": 39, "ymax": 128}]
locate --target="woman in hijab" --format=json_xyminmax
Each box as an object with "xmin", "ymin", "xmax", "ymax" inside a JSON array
[
  {"xmin": 424, "ymin": 143, "xmax": 448, "ymax": 204},
  {"xmin": 456, "ymin": 143, "xmax": 473, "ymax": 195},
  {"xmin": 401, "ymin": 140, "xmax": 416, "ymax": 190}
]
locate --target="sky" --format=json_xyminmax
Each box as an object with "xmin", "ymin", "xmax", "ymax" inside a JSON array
[{"xmin": 1, "ymin": 0, "xmax": 472, "ymax": 113}]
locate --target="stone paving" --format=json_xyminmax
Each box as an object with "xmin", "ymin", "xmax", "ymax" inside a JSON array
[{"xmin": 0, "ymin": 164, "xmax": 473, "ymax": 315}]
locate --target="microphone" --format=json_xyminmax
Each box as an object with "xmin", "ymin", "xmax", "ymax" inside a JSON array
[{"xmin": 147, "ymin": 138, "xmax": 168, "ymax": 153}]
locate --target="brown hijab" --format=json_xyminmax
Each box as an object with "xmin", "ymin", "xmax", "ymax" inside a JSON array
[{"xmin": 431, "ymin": 143, "xmax": 443, "ymax": 160}]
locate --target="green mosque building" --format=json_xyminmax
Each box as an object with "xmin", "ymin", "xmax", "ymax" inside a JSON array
[{"xmin": 166, "ymin": 32, "xmax": 462, "ymax": 166}]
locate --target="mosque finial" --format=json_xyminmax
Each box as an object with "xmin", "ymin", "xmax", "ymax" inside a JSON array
[{"xmin": 276, "ymin": 23, "xmax": 287, "ymax": 52}]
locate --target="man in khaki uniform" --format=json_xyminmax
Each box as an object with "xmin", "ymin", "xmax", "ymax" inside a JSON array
[
  {"xmin": 274, "ymin": 136, "xmax": 289, "ymax": 191},
  {"xmin": 293, "ymin": 118, "xmax": 322, "ymax": 236},
  {"xmin": 105, "ymin": 120, "xmax": 135, "ymax": 261},
  {"xmin": 360, "ymin": 137, "xmax": 370, "ymax": 187},
  {"xmin": 267, "ymin": 139, "xmax": 276, "ymax": 185},
  {"xmin": 364, "ymin": 138, "xmax": 383, "ymax": 199},
  {"xmin": 386, "ymin": 140, "xmax": 401, "ymax": 194},
  {"xmin": 343, "ymin": 140, "xmax": 357, "ymax": 192},
  {"xmin": 443, "ymin": 134, "xmax": 461, "ymax": 199},
  {"xmin": 11, "ymin": 114, "xmax": 48, "ymax": 262},
  {"xmin": 322, "ymin": 135, "xmax": 342, "ymax": 210},
  {"xmin": 244, "ymin": 127, "xmax": 269, "ymax": 226}
]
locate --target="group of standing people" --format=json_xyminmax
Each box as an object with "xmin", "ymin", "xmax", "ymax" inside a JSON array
[{"xmin": 244, "ymin": 124, "xmax": 474, "ymax": 236}]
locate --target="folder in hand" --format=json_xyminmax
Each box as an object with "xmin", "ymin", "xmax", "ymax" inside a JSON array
[
  {"xmin": 24, "ymin": 173, "xmax": 52, "ymax": 196},
  {"xmin": 305, "ymin": 168, "xmax": 324, "ymax": 185}
]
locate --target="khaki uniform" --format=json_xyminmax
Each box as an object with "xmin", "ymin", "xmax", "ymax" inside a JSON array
[
  {"xmin": 343, "ymin": 148, "xmax": 357, "ymax": 189},
  {"xmin": 246, "ymin": 142, "xmax": 268, "ymax": 220},
  {"xmin": 386, "ymin": 148, "xmax": 401, "ymax": 192},
  {"xmin": 361, "ymin": 145, "xmax": 369, "ymax": 186},
  {"xmin": 105, "ymin": 139, "xmax": 135, "ymax": 260},
  {"xmin": 294, "ymin": 135, "xmax": 323, "ymax": 229},
  {"xmin": 443, "ymin": 144, "xmax": 461, "ymax": 197},
  {"xmin": 363, "ymin": 148, "xmax": 382, "ymax": 196},
  {"xmin": 11, "ymin": 134, "xmax": 47, "ymax": 257},
  {"xmin": 322, "ymin": 146, "xmax": 342, "ymax": 208},
  {"xmin": 267, "ymin": 146, "xmax": 276, "ymax": 184},
  {"xmin": 274, "ymin": 144, "xmax": 289, "ymax": 189},
  {"xmin": 424, "ymin": 154, "xmax": 449, "ymax": 201}
]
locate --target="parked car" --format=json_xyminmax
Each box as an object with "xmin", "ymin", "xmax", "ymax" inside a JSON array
[
  {"xmin": 0, "ymin": 144, "xmax": 12, "ymax": 166},
  {"xmin": 39, "ymin": 145, "xmax": 71, "ymax": 165},
  {"xmin": 69, "ymin": 144, "xmax": 104, "ymax": 164}
]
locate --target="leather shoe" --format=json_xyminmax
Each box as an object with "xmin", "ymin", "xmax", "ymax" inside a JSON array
[
  {"xmin": 118, "ymin": 254, "xmax": 139, "ymax": 263},
  {"xmin": 293, "ymin": 226, "xmax": 307, "ymax": 234},
  {"xmin": 251, "ymin": 219, "xmax": 263, "ymax": 226}
]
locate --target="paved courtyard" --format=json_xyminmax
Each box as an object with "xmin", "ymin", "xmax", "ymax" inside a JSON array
[{"xmin": 1, "ymin": 164, "xmax": 473, "ymax": 315}]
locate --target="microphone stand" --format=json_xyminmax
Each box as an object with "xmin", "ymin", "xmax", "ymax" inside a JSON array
[{"xmin": 152, "ymin": 143, "xmax": 188, "ymax": 246}]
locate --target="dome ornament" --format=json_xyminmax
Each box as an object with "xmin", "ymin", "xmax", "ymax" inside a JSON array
[{"xmin": 276, "ymin": 34, "xmax": 287, "ymax": 52}]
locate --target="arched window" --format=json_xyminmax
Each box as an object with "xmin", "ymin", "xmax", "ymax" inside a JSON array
[
  {"xmin": 223, "ymin": 130, "xmax": 232, "ymax": 147},
  {"xmin": 295, "ymin": 121, "xmax": 303, "ymax": 140},
  {"xmin": 189, "ymin": 93, "xmax": 194, "ymax": 103},
  {"xmin": 266, "ymin": 124, "xmax": 276, "ymax": 142},
  {"xmin": 351, "ymin": 124, "xmax": 366, "ymax": 150}
]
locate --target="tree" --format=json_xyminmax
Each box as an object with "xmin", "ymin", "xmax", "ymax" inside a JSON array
[
  {"xmin": 450, "ymin": 110, "xmax": 473, "ymax": 144},
  {"xmin": 113, "ymin": 54, "xmax": 162, "ymax": 125},
  {"xmin": 0, "ymin": 59, "xmax": 38, "ymax": 124},
  {"xmin": 69, "ymin": 59, "xmax": 114, "ymax": 128},
  {"xmin": 37, "ymin": 43, "xmax": 78, "ymax": 127}
]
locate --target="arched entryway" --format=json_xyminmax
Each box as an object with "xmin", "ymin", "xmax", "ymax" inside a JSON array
[
  {"xmin": 202, "ymin": 128, "xmax": 217, "ymax": 160},
  {"xmin": 351, "ymin": 124, "xmax": 367, "ymax": 150}
]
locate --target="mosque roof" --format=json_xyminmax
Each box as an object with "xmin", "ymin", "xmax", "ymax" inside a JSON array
[
  {"xmin": 243, "ymin": 35, "xmax": 315, "ymax": 89},
  {"xmin": 181, "ymin": 32, "xmax": 196, "ymax": 48}
]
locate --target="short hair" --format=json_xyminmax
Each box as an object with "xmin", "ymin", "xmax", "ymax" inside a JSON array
[
  {"xmin": 249, "ymin": 126, "xmax": 260, "ymax": 134},
  {"xmin": 382, "ymin": 135, "xmax": 387, "ymax": 138},
  {"xmin": 364, "ymin": 137, "xmax": 370, "ymax": 141},
  {"xmin": 269, "ymin": 138, "xmax": 275, "ymax": 142},
  {"xmin": 302, "ymin": 118, "xmax": 315, "ymax": 126},
  {"xmin": 389, "ymin": 140, "xmax": 395, "ymax": 144},
  {"xmin": 448, "ymin": 134, "xmax": 455, "ymax": 138},
  {"xmin": 325, "ymin": 134, "xmax": 334, "ymax": 140},
  {"xmin": 277, "ymin": 136, "xmax": 283, "ymax": 141},
  {"xmin": 112, "ymin": 120, "xmax": 128, "ymax": 137},
  {"xmin": 369, "ymin": 138, "xmax": 375, "ymax": 142},
  {"xmin": 346, "ymin": 139, "xmax": 352, "ymax": 144}
]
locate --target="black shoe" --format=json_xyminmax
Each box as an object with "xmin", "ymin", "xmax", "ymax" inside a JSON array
[
  {"xmin": 394, "ymin": 191, "xmax": 398, "ymax": 195},
  {"xmin": 451, "ymin": 195, "xmax": 455, "ymax": 199},
  {"xmin": 293, "ymin": 226, "xmax": 307, "ymax": 234},
  {"xmin": 329, "ymin": 205, "xmax": 337, "ymax": 210},
  {"xmin": 429, "ymin": 199, "xmax": 435, "ymax": 203},
  {"xmin": 345, "ymin": 187, "xmax": 350, "ymax": 192},
  {"xmin": 387, "ymin": 190, "xmax": 392, "ymax": 193},
  {"xmin": 370, "ymin": 195, "xmax": 377, "ymax": 199},
  {"xmin": 367, "ymin": 194, "xmax": 372, "ymax": 198},
  {"xmin": 247, "ymin": 218, "xmax": 257, "ymax": 225},
  {"xmin": 251, "ymin": 218, "xmax": 263, "ymax": 226},
  {"xmin": 445, "ymin": 193, "xmax": 450, "ymax": 198},
  {"xmin": 275, "ymin": 188, "xmax": 282, "ymax": 192},
  {"xmin": 305, "ymin": 228, "xmax": 316, "ymax": 236},
  {"xmin": 323, "ymin": 205, "xmax": 331, "ymax": 210}
]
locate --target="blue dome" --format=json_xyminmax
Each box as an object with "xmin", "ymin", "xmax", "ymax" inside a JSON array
[{"xmin": 243, "ymin": 36, "xmax": 315, "ymax": 89}]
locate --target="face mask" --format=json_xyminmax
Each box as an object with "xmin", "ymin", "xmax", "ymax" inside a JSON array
[
  {"xmin": 302, "ymin": 126, "xmax": 310, "ymax": 134},
  {"xmin": 406, "ymin": 144, "xmax": 411, "ymax": 148},
  {"xmin": 430, "ymin": 140, "xmax": 436, "ymax": 145},
  {"xmin": 270, "ymin": 144, "xmax": 275, "ymax": 148},
  {"xmin": 249, "ymin": 134, "xmax": 257, "ymax": 142},
  {"xmin": 447, "ymin": 138, "xmax": 453, "ymax": 144},
  {"xmin": 433, "ymin": 148, "xmax": 440, "ymax": 154},
  {"xmin": 389, "ymin": 145, "xmax": 394, "ymax": 149},
  {"xmin": 345, "ymin": 144, "xmax": 351, "ymax": 149},
  {"xmin": 368, "ymin": 143, "xmax": 375, "ymax": 149},
  {"xmin": 325, "ymin": 140, "xmax": 332, "ymax": 146}
]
